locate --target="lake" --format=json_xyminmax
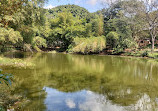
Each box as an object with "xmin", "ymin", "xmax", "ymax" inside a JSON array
[{"xmin": 2, "ymin": 52, "xmax": 158, "ymax": 111}]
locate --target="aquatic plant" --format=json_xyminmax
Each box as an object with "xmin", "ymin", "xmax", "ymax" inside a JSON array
[{"xmin": 0, "ymin": 69, "xmax": 12, "ymax": 86}]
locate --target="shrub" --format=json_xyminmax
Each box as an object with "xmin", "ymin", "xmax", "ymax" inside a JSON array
[
  {"xmin": 148, "ymin": 52, "xmax": 158, "ymax": 58},
  {"xmin": 0, "ymin": 28, "xmax": 23, "ymax": 52},
  {"xmin": 33, "ymin": 36, "xmax": 47, "ymax": 48},
  {"xmin": 106, "ymin": 31, "xmax": 119, "ymax": 48},
  {"xmin": 141, "ymin": 51, "xmax": 148, "ymax": 57},
  {"xmin": 68, "ymin": 36, "xmax": 106, "ymax": 54},
  {"xmin": 0, "ymin": 28, "xmax": 23, "ymax": 45}
]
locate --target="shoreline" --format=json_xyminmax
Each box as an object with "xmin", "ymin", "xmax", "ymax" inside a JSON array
[
  {"xmin": 0, "ymin": 50, "xmax": 157, "ymax": 67},
  {"xmin": 62, "ymin": 51, "xmax": 157, "ymax": 60}
]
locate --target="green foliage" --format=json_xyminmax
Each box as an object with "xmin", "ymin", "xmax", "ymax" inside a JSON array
[
  {"xmin": 141, "ymin": 51, "xmax": 149, "ymax": 57},
  {"xmin": 20, "ymin": 26, "xmax": 34, "ymax": 44},
  {"xmin": 33, "ymin": 36, "xmax": 47, "ymax": 48},
  {"xmin": 0, "ymin": 56, "xmax": 35, "ymax": 68},
  {"xmin": 0, "ymin": 2, "xmax": 105, "ymax": 53},
  {"xmin": 0, "ymin": 28, "xmax": 23, "ymax": 52},
  {"xmin": 0, "ymin": 28, "xmax": 23, "ymax": 44},
  {"xmin": 0, "ymin": 0, "xmax": 48, "ymax": 27},
  {"xmin": 148, "ymin": 52, "xmax": 158, "ymax": 59},
  {"xmin": 91, "ymin": 14, "xmax": 104, "ymax": 36},
  {"xmin": 0, "ymin": 106, "xmax": 5, "ymax": 111},
  {"xmin": 106, "ymin": 31, "xmax": 119, "ymax": 48},
  {"xmin": 0, "ymin": 0, "xmax": 156, "ymax": 54},
  {"xmin": 69, "ymin": 36, "xmax": 106, "ymax": 54},
  {"xmin": 84, "ymin": 23, "xmax": 92, "ymax": 37},
  {"xmin": 0, "ymin": 0, "xmax": 49, "ymax": 52},
  {"xmin": 105, "ymin": 18, "xmax": 136, "ymax": 53},
  {"xmin": 47, "ymin": 9, "xmax": 105, "ymax": 51},
  {"xmin": 124, "ymin": 50, "xmax": 158, "ymax": 58},
  {"xmin": 48, "ymin": 11, "xmax": 85, "ymax": 49},
  {"xmin": 101, "ymin": 0, "xmax": 158, "ymax": 53},
  {"xmin": 32, "ymin": 36, "xmax": 47, "ymax": 52},
  {"xmin": 48, "ymin": 5, "xmax": 90, "ymax": 20}
]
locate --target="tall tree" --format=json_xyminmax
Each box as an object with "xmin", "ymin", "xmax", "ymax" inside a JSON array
[
  {"xmin": 142, "ymin": 0, "xmax": 158, "ymax": 52},
  {"xmin": 102, "ymin": 0, "xmax": 157, "ymax": 51},
  {"xmin": 0, "ymin": 0, "xmax": 48, "ymax": 28},
  {"xmin": 48, "ymin": 11, "xmax": 85, "ymax": 49},
  {"xmin": 0, "ymin": 0, "xmax": 49, "ymax": 52}
]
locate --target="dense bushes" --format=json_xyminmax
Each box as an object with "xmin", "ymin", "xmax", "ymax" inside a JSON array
[
  {"xmin": 46, "ymin": 10, "xmax": 105, "ymax": 51},
  {"xmin": 0, "ymin": 0, "xmax": 49, "ymax": 52},
  {"xmin": 68, "ymin": 36, "xmax": 106, "ymax": 54},
  {"xmin": 33, "ymin": 36, "xmax": 47, "ymax": 48},
  {"xmin": 0, "ymin": 28, "xmax": 23, "ymax": 44},
  {"xmin": 0, "ymin": 28, "xmax": 23, "ymax": 52},
  {"xmin": 105, "ymin": 19, "xmax": 136, "ymax": 53},
  {"xmin": 32, "ymin": 36, "xmax": 47, "ymax": 51},
  {"xmin": 106, "ymin": 31, "xmax": 119, "ymax": 48}
]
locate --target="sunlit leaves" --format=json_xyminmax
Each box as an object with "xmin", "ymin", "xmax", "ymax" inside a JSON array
[
  {"xmin": 48, "ymin": 5, "xmax": 90, "ymax": 20},
  {"xmin": 48, "ymin": 12, "xmax": 86, "ymax": 49},
  {"xmin": 0, "ymin": 28, "xmax": 23, "ymax": 45},
  {"xmin": 33, "ymin": 36, "xmax": 47, "ymax": 48},
  {"xmin": 69, "ymin": 36, "xmax": 106, "ymax": 54}
]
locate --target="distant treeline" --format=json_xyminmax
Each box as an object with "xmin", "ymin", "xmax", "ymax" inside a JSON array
[{"xmin": 0, "ymin": 0, "xmax": 157, "ymax": 54}]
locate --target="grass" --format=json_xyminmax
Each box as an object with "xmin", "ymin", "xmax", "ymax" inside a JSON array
[
  {"xmin": 48, "ymin": 50, "xmax": 57, "ymax": 53},
  {"xmin": 148, "ymin": 52, "xmax": 158, "ymax": 58},
  {"xmin": 124, "ymin": 50, "xmax": 158, "ymax": 59},
  {"xmin": 0, "ymin": 57, "xmax": 35, "ymax": 68}
]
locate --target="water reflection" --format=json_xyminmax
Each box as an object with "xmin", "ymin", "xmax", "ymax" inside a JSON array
[
  {"xmin": 2, "ymin": 53, "xmax": 158, "ymax": 111},
  {"xmin": 44, "ymin": 87, "xmax": 125, "ymax": 111}
]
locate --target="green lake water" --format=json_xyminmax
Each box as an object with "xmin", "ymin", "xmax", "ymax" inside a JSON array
[{"xmin": 2, "ymin": 52, "xmax": 158, "ymax": 111}]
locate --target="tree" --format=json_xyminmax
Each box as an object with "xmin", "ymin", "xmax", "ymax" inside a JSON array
[
  {"xmin": 48, "ymin": 5, "xmax": 90, "ymax": 20},
  {"xmin": 48, "ymin": 11, "xmax": 85, "ymax": 49},
  {"xmin": 103, "ymin": 0, "xmax": 158, "ymax": 51},
  {"xmin": 91, "ymin": 14, "xmax": 104, "ymax": 36},
  {"xmin": 0, "ymin": 0, "xmax": 49, "ymax": 51},
  {"xmin": 141, "ymin": 0, "xmax": 158, "ymax": 52},
  {"xmin": 119, "ymin": 0, "xmax": 147, "ymax": 41},
  {"xmin": 0, "ymin": 27, "xmax": 23, "ymax": 52},
  {"xmin": 101, "ymin": 0, "xmax": 137, "ymax": 52},
  {"xmin": 106, "ymin": 18, "xmax": 135, "ymax": 52},
  {"xmin": 33, "ymin": 36, "xmax": 47, "ymax": 51},
  {"xmin": 106, "ymin": 31, "xmax": 119, "ymax": 48},
  {"xmin": 0, "ymin": 0, "xmax": 48, "ymax": 28}
]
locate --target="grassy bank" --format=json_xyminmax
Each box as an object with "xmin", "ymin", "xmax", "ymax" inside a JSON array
[
  {"xmin": 123, "ymin": 50, "xmax": 158, "ymax": 59},
  {"xmin": 0, "ymin": 57, "xmax": 35, "ymax": 68}
]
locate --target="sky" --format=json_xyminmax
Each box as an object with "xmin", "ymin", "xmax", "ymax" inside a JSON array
[{"xmin": 44, "ymin": 0, "xmax": 107, "ymax": 13}]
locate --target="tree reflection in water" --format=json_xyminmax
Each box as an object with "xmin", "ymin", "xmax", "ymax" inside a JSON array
[{"xmin": 2, "ymin": 53, "xmax": 158, "ymax": 111}]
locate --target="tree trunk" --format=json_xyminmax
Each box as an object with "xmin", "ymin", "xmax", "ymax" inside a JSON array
[{"xmin": 151, "ymin": 37, "xmax": 155, "ymax": 53}]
